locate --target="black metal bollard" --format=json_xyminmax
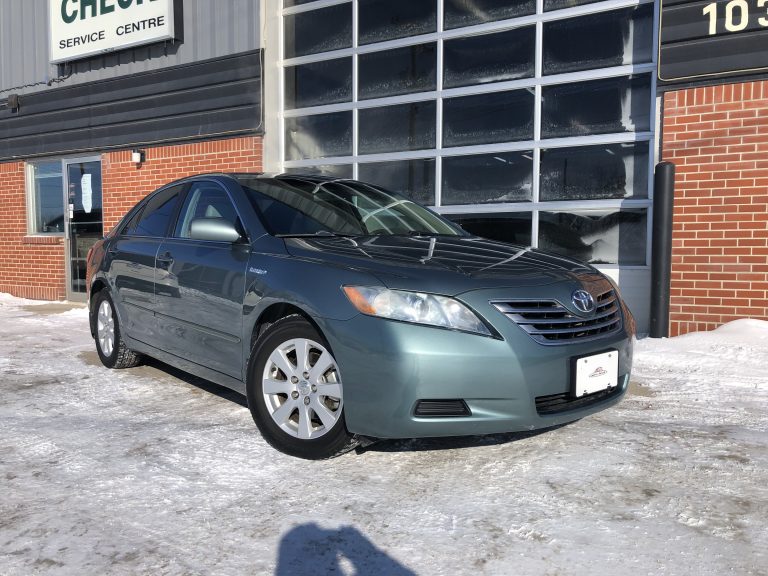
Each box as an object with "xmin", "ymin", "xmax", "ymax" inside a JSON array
[{"xmin": 650, "ymin": 162, "xmax": 676, "ymax": 338}]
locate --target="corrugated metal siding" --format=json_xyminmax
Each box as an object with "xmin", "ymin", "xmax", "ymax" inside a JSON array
[
  {"xmin": 0, "ymin": 0, "xmax": 261, "ymax": 95},
  {"xmin": 0, "ymin": 50, "xmax": 262, "ymax": 160}
]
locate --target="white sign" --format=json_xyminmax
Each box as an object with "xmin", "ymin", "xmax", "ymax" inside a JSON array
[
  {"xmin": 81, "ymin": 174, "xmax": 93, "ymax": 214},
  {"xmin": 49, "ymin": 0, "xmax": 175, "ymax": 64}
]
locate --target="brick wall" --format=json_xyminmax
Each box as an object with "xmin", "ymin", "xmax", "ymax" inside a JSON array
[
  {"xmin": 662, "ymin": 81, "xmax": 768, "ymax": 336},
  {"xmin": 0, "ymin": 136, "xmax": 262, "ymax": 301},
  {"xmin": 0, "ymin": 162, "xmax": 66, "ymax": 300},
  {"xmin": 102, "ymin": 136, "xmax": 263, "ymax": 232}
]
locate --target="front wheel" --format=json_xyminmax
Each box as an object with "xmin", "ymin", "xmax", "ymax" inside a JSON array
[
  {"xmin": 91, "ymin": 290, "xmax": 141, "ymax": 369},
  {"xmin": 247, "ymin": 316, "xmax": 357, "ymax": 459}
]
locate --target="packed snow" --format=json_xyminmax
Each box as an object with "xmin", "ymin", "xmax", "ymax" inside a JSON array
[{"xmin": 0, "ymin": 293, "xmax": 766, "ymax": 575}]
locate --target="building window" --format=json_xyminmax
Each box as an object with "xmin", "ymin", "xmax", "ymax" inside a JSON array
[
  {"xmin": 280, "ymin": 0, "xmax": 656, "ymax": 268},
  {"xmin": 27, "ymin": 161, "xmax": 65, "ymax": 234}
]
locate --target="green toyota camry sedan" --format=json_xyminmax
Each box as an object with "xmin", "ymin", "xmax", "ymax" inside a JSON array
[{"xmin": 87, "ymin": 173, "xmax": 635, "ymax": 459}]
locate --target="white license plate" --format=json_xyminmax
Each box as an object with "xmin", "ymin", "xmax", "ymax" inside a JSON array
[{"xmin": 574, "ymin": 350, "xmax": 618, "ymax": 397}]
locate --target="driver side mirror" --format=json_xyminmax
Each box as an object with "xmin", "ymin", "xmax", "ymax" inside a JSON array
[{"xmin": 189, "ymin": 218, "xmax": 241, "ymax": 243}]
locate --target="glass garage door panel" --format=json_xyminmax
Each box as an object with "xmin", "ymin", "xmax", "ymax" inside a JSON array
[
  {"xmin": 444, "ymin": 0, "xmax": 535, "ymax": 29},
  {"xmin": 540, "ymin": 143, "xmax": 650, "ymax": 201},
  {"xmin": 284, "ymin": 4, "xmax": 352, "ymax": 59},
  {"xmin": 443, "ymin": 90, "xmax": 534, "ymax": 147},
  {"xmin": 544, "ymin": 0, "xmax": 603, "ymax": 11},
  {"xmin": 541, "ymin": 75, "xmax": 651, "ymax": 138},
  {"xmin": 538, "ymin": 209, "xmax": 647, "ymax": 265},
  {"xmin": 280, "ymin": 0, "xmax": 655, "ymax": 290},
  {"xmin": 359, "ymin": 0, "xmax": 437, "ymax": 45},
  {"xmin": 442, "ymin": 152, "xmax": 533, "ymax": 205},
  {"xmin": 285, "ymin": 58, "xmax": 352, "ymax": 110},
  {"xmin": 285, "ymin": 112, "xmax": 353, "ymax": 160},
  {"xmin": 285, "ymin": 165, "xmax": 354, "ymax": 179},
  {"xmin": 359, "ymin": 102, "xmax": 437, "ymax": 154},
  {"xmin": 443, "ymin": 26, "xmax": 535, "ymax": 89},
  {"xmin": 359, "ymin": 43, "xmax": 437, "ymax": 100},
  {"xmin": 543, "ymin": 5, "xmax": 654, "ymax": 75},
  {"xmin": 358, "ymin": 159, "xmax": 436, "ymax": 205},
  {"xmin": 448, "ymin": 212, "xmax": 533, "ymax": 246}
]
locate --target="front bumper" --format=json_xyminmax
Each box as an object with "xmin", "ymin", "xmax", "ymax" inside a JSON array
[{"xmin": 321, "ymin": 290, "xmax": 633, "ymax": 439}]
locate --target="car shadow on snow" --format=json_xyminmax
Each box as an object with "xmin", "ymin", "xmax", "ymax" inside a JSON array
[
  {"xmin": 80, "ymin": 349, "xmax": 247, "ymax": 407},
  {"xmin": 134, "ymin": 356, "xmax": 249, "ymax": 408},
  {"xmin": 275, "ymin": 523, "xmax": 417, "ymax": 576}
]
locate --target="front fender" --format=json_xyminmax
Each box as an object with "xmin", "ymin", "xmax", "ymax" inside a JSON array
[{"xmin": 240, "ymin": 252, "xmax": 379, "ymax": 375}]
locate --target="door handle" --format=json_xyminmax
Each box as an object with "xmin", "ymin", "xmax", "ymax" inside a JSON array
[{"xmin": 157, "ymin": 252, "xmax": 174, "ymax": 268}]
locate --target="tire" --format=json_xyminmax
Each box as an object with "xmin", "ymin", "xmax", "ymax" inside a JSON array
[
  {"xmin": 246, "ymin": 315, "xmax": 358, "ymax": 459},
  {"xmin": 91, "ymin": 290, "xmax": 142, "ymax": 369}
]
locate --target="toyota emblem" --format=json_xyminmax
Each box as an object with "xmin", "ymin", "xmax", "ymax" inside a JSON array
[{"xmin": 572, "ymin": 290, "xmax": 595, "ymax": 313}]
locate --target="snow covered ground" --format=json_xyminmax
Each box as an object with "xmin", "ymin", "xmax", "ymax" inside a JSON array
[{"xmin": 0, "ymin": 293, "xmax": 766, "ymax": 576}]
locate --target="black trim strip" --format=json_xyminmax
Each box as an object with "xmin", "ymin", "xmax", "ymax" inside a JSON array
[{"xmin": 0, "ymin": 50, "xmax": 262, "ymax": 161}]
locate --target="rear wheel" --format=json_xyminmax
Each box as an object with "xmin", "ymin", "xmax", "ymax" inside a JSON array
[
  {"xmin": 247, "ymin": 316, "xmax": 357, "ymax": 459},
  {"xmin": 92, "ymin": 290, "xmax": 141, "ymax": 369}
]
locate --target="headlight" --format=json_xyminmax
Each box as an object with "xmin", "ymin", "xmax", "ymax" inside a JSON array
[{"xmin": 343, "ymin": 286, "xmax": 491, "ymax": 336}]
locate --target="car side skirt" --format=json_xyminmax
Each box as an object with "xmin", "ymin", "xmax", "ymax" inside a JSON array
[{"xmin": 124, "ymin": 334, "xmax": 247, "ymax": 395}]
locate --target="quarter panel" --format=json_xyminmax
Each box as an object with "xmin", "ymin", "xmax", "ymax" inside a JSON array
[{"xmin": 106, "ymin": 236, "xmax": 162, "ymax": 343}]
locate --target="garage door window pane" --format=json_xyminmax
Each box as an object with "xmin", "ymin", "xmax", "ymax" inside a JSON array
[
  {"xmin": 448, "ymin": 212, "xmax": 532, "ymax": 245},
  {"xmin": 442, "ymin": 152, "xmax": 533, "ymax": 205},
  {"xmin": 285, "ymin": 112, "xmax": 353, "ymax": 160},
  {"xmin": 284, "ymin": 4, "xmax": 352, "ymax": 58},
  {"xmin": 359, "ymin": 0, "xmax": 437, "ymax": 45},
  {"xmin": 539, "ymin": 209, "xmax": 647, "ymax": 265},
  {"xmin": 359, "ymin": 102, "xmax": 436, "ymax": 154},
  {"xmin": 285, "ymin": 57, "xmax": 352, "ymax": 110},
  {"xmin": 444, "ymin": 0, "xmax": 535, "ymax": 29},
  {"xmin": 359, "ymin": 44, "xmax": 437, "ymax": 100},
  {"xmin": 541, "ymin": 143, "xmax": 649, "ymax": 201},
  {"xmin": 544, "ymin": 0, "xmax": 602, "ymax": 11},
  {"xmin": 541, "ymin": 75, "xmax": 651, "ymax": 138},
  {"xmin": 358, "ymin": 159, "xmax": 436, "ymax": 205},
  {"xmin": 285, "ymin": 165, "xmax": 354, "ymax": 179},
  {"xmin": 543, "ymin": 5, "xmax": 654, "ymax": 75},
  {"xmin": 443, "ymin": 27, "xmax": 535, "ymax": 89},
  {"xmin": 444, "ymin": 90, "xmax": 534, "ymax": 147}
]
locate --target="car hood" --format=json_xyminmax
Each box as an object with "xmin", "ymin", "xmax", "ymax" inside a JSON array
[{"xmin": 283, "ymin": 235, "xmax": 601, "ymax": 295}]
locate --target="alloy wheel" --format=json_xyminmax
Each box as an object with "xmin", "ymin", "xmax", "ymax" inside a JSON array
[
  {"xmin": 97, "ymin": 300, "xmax": 115, "ymax": 357},
  {"xmin": 261, "ymin": 338, "xmax": 343, "ymax": 440}
]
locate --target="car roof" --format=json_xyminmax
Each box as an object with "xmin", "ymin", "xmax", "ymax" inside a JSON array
[
  {"xmin": 160, "ymin": 172, "xmax": 353, "ymax": 189},
  {"xmin": 230, "ymin": 173, "xmax": 353, "ymax": 184}
]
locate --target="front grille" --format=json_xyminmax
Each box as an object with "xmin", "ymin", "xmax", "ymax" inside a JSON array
[
  {"xmin": 535, "ymin": 385, "xmax": 623, "ymax": 415},
  {"xmin": 414, "ymin": 400, "xmax": 471, "ymax": 417},
  {"xmin": 492, "ymin": 289, "xmax": 622, "ymax": 345}
]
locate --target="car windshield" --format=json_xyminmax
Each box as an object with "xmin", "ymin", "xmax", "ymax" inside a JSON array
[{"xmin": 236, "ymin": 175, "xmax": 466, "ymax": 238}]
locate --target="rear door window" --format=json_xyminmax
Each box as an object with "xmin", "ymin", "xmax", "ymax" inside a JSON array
[{"xmin": 128, "ymin": 185, "xmax": 184, "ymax": 238}]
